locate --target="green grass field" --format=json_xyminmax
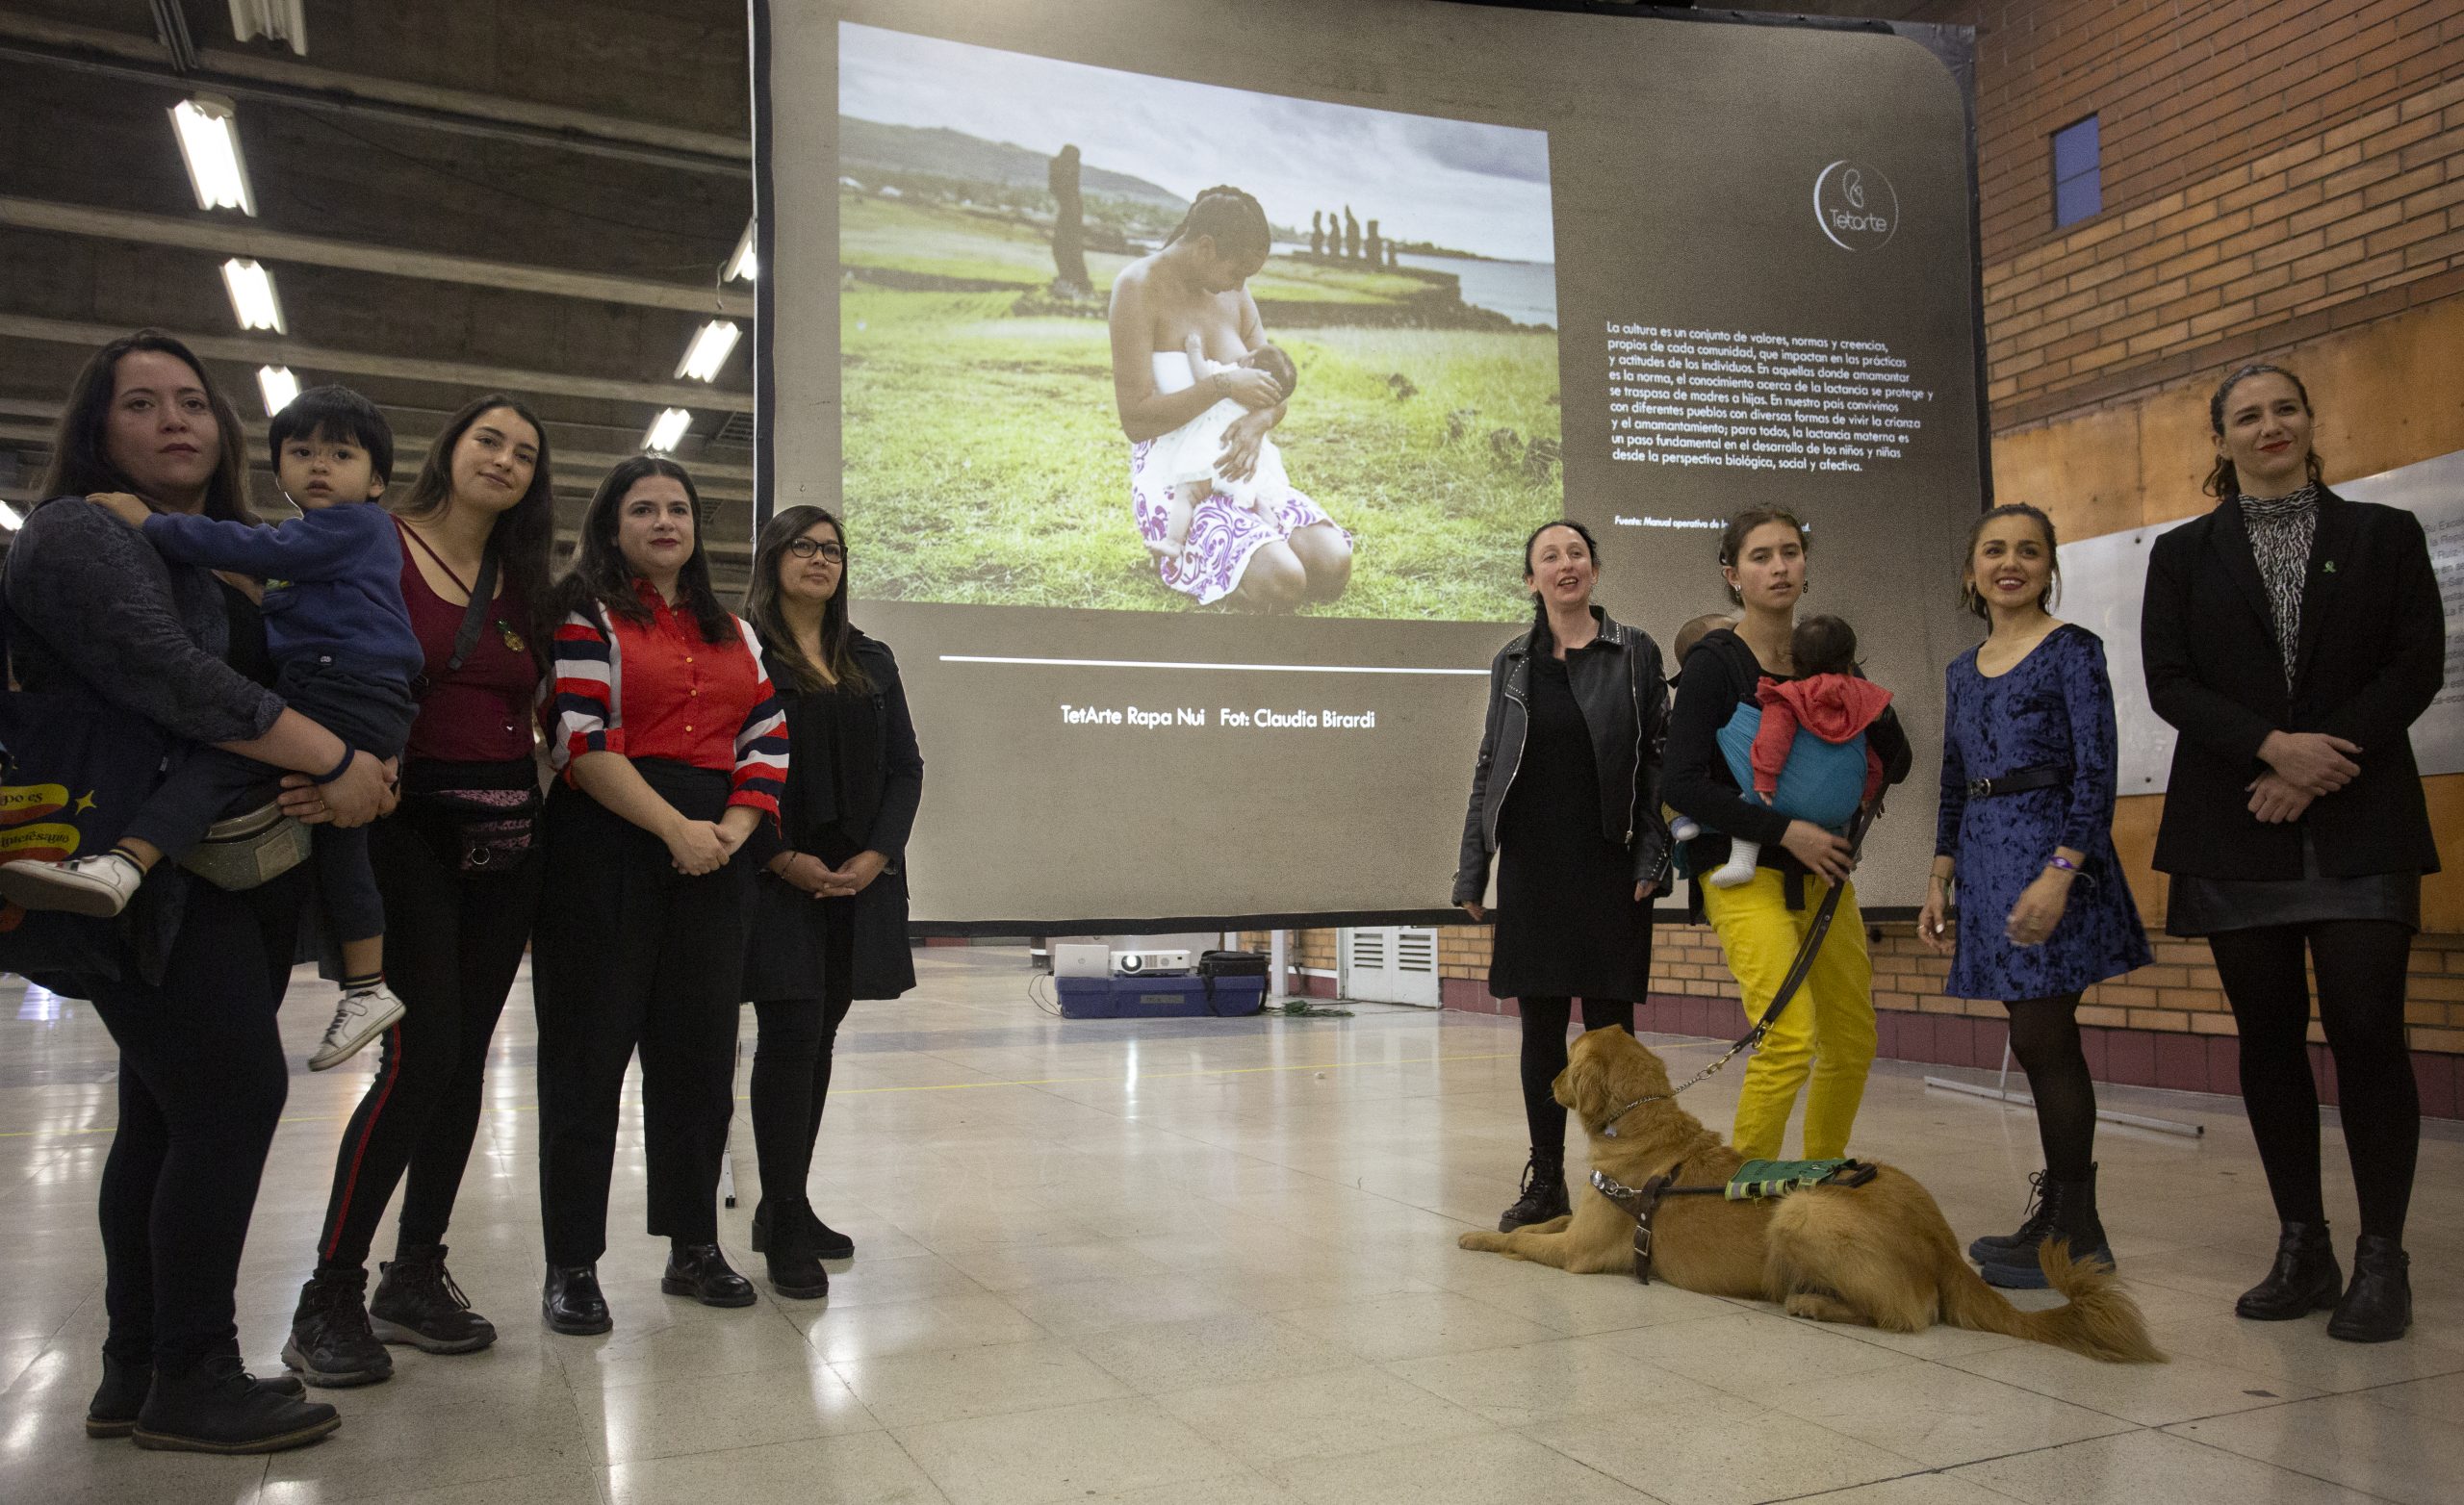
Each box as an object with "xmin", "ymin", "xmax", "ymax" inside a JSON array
[{"xmin": 839, "ymin": 192, "xmax": 1562, "ymax": 620}]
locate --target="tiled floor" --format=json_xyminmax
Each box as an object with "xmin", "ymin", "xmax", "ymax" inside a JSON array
[{"xmin": 3, "ymin": 947, "xmax": 2459, "ymax": 1504}]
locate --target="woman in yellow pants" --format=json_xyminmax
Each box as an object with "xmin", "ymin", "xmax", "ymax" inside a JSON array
[{"xmin": 1662, "ymin": 509, "xmax": 1910, "ymax": 1160}]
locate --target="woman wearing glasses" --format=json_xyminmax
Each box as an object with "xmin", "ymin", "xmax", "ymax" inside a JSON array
[{"xmin": 738, "ymin": 506, "xmax": 924, "ymax": 1299}]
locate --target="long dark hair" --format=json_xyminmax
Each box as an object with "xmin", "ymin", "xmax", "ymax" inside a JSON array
[
  {"xmin": 2204, "ymin": 362, "xmax": 2326, "ymax": 497},
  {"xmin": 1163, "ymin": 185, "xmax": 1270, "ymax": 263},
  {"xmin": 42, "ymin": 330, "xmax": 253, "ymax": 523},
  {"xmin": 393, "ymin": 393, "xmax": 556, "ymax": 667},
  {"xmin": 745, "ymin": 504, "xmax": 871, "ymax": 695},
  {"xmin": 1716, "ymin": 506, "xmax": 1811, "ymax": 606},
  {"xmin": 1958, "ymin": 502, "xmax": 2061, "ymax": 619},
  {"xmin": 1521, "ymin": 518, "xmax": 1601, "ymax": 656},
  {"xmin": 554, "ymin": 456, "xmax": 734, "ymax": 644}
]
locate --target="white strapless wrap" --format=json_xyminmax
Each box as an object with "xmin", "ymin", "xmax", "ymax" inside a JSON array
[{"xmin": 1143, "ymin": 351, "xmax": 1284, "ymax": 510}]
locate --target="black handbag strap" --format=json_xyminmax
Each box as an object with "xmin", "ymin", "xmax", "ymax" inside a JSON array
[{"xmin": 445, "ymin": 547, "xmax": 501, "ymax": 676}]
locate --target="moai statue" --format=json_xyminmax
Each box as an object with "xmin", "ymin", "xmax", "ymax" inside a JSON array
[
  {"xmin": 1310, "ymin": 209, "xmax": 1323, "ymax": 257},
  {"xmin": 1047, "ymin": 144, "xmax": 1091, "ymax": 294},
  {"xmin": 1343, "ymin": 205, "xmax": 1360, "ymax": 261},
  {"xmin": 1365, "ymin": 218, "xmax": 1381, "ymax": 267}
]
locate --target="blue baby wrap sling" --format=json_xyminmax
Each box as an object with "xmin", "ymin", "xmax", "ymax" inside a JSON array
[{"xmin": 1714, "ymin": 702, "xmax": 1867, "ymax": 832}]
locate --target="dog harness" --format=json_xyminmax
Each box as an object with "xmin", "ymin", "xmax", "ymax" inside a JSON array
[{"xmin": 1590, "ymin": 1159, "xmax": 1879, "ymax": 1285}]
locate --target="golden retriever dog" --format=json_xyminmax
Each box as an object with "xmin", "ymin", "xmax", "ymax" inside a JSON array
[{"xmin": 1458, "ymin": 1028, "xmax": 2161, "ymax": 1363}]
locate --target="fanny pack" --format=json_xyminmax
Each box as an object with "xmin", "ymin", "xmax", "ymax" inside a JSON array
[{"xmin": 177, "ymin": 799, "xmax": 312, "ymax": 891}]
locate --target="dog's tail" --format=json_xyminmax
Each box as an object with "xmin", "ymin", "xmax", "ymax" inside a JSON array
[{"xmin": 1937, "ymin": 1241, "xmax": 2165, "ymax": 1364}]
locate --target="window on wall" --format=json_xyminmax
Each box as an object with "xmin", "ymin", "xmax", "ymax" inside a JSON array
[{"xmin": 2052, "ymin": 115, "xmax": 2101, "ymax": 228}]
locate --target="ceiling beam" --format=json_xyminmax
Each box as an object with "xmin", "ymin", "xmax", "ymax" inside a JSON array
[
  {"xmin": 0, "ymin": 312, "xmax": 756, "ymax": 415},
  {"xmin": 0, "ymin": 197, "xmax": 753, "ymax": 318},
  {"xmin": 0, "ymin": 13, "xmax": 748, "ymax": 177}
]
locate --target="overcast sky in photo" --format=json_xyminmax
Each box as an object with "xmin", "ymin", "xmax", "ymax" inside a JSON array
[{"xmin": 838, "ymin": 20, "xmax": 1556, "ymax": 263}]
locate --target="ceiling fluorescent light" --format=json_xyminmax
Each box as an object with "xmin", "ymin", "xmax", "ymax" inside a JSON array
[
  {"xmin": 169, "ymin": 95, "xmax": 256, "ymax": 215},
  {"xmin": 0, "ymin": 500, "xmax": 22, "ymax": 533},
  {"xmin": 676, "ymin": 320, "xmax": 742, "ymax": 382},
  {"xmin": 724, "ymin": 219, "xmax": 757, "ymax": 283},
  {"xmin": 228, "ymin": 0, "xmax": 307, "ymax": 54},
  {"xmin": 257, "ymin": 365, "xmax": 300, "ymax": 417},
  {"xmin": 220, "ymin": 258, "xmax": 285, "ymax": 333},
  {"xmin": 644, "ymin": 408, "xmax": 693, "ymax": 453}
]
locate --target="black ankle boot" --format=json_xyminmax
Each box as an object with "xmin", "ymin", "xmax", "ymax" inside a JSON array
[
  {"xmin": 282, "ymin": 1266, "xmax": 394, "ymax": 1387},
  {"xmin": 133, "ymin": 1353, "xmax": 341, "ymax": 1454},
  {"xmin": 2236, "ymin": 1221, "xmax": 2344, "ymax": 1320},
  {"xmin": 1967, "ymin": 1170, "xmax": 2056, "ymax": 1264},
  {"xmin": 2326, "ymin": 1236, "xmax": 2410, "ymax": 1342},
  {"xmin": 1982, "ymin": 1164, "xmax": 2113, "ymax": 1289},
  {"xmin": 1497, "ymin": 1154, "xmax": 1571, "ymax": 1233},
  {"xmin": 542, "ymin": 1263, "xmax": 613, "ymax": 1336},
  {"xmin": 754, "ymin": 1197, "xmax": 856, "ymax": 1261},
  {"xmin": 761, "ymin": 1199, "xmax": 831, "ymax": 1301},
  {"xmin": 371, "ymin": 1242, "xmax": 497, "ymax": 1355},
  {"xmin": 661, "ymin": 1242, "xmax": 757, "ymax": 1308},
  {"xmin": 88, "ymin": 1354, "xmax": 304, "ymax": 1438}
]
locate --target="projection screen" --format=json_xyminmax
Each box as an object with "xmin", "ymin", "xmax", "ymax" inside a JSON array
[{"xmin": 753, "ymin": 0, "xmax": 1985, "ymax": 928}]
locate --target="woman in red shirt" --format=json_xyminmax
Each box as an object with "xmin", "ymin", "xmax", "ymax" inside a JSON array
[
  {"xmin": 532, "ymin": 457, "xmax": 786, "ymax": 1335},
  {"xmin": 286, "ymin": 395, "xmax": 556, "ymax": 1387}
]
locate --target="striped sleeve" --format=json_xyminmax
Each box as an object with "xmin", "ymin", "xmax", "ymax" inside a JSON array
[
  {"xmin": 548, "ymin": 605, "xmax": 625, "ymax": 772},
  {"xmin": 727, "ymin": 616, "xmax": 787, "ymax": 818}
]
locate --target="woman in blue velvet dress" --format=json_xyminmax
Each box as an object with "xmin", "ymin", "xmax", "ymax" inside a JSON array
[{"xmin": 1917, "ymin": 503, "xmax": 2151, "ymax": 1288}]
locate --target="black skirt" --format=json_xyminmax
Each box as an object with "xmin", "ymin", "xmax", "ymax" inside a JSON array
[{"xmin": 1489, "ymin": 648, "xmax": 1653, "ymax": 1000}]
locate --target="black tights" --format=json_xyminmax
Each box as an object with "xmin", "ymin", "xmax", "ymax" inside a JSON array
[
  {"xmin": 2208, "ymin": 920, "xmax": 2418, "ymax": 1241},
  {"xmin": 1519, "ymin": 997, "xmax": 1633, "ymax": 1164},
  {"xmin": 2003, "ymin": 992, "xmax": 2097, "ymax": 1183},
  {"xmin": 750, "ymin": 990, "xmax": 855, "ymax": 1210}
]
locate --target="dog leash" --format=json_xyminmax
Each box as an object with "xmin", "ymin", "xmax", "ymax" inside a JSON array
[{"xmin": 1600, "ymin": 797, "xmax": 1884, "ymax": 1138}]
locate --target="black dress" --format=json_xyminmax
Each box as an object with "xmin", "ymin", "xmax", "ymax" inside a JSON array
[{"xmin": 1490, "ymin": 645, "xmax": 1653, "ymax": 1000}]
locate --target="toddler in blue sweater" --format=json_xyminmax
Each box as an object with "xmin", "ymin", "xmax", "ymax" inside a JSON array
[{"xmin": 7, "ymin": 386, "xmax": 420, "ymax": 1070}]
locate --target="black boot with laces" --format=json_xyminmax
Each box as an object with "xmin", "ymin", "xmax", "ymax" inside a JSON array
[
  {"xmin": 1968, "ymin": 1170, "xmax": 2057, "ymax": 1265},
  {"xmin": 134, "ymin": 1352, "xmax": 340, "ymax": 1454},
  {"xmin": 1497, "ymin": 1154, "xmax": 1572, "ymax": 1233},
  {"xmin": 282, "ymin": 1265, "xmax": 394, "ymax": 1387},
  {"xmin": 371, "ymin": 1242, "xmax": 497, "ymax": 1354}
]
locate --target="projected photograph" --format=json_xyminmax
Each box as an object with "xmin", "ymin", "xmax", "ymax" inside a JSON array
[{"xmin": 835, "ymin": 21, "xmax": 1560, "ymax": 619}]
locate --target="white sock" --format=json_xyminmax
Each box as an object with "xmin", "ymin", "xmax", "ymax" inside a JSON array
[{"xmin": 1707, "ymin": 838, "xmax": 1760, "ymax": 888}]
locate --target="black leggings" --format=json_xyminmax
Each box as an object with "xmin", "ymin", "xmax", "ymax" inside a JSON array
[
  {"xmin": 1519, "ymin": 997, "xmax": 1633, "ymax": 1163},
  {"xmin": 2209, "ymin": 920, "xmax": 2418, "ymax": 1240},
  {"xmin": 90, "ymin": 877, "xmax": 299, "ymax": 1367},
  {"xmin": 314, "ymin": 810, "xmax": 543, "ymax": 1270},
  {"xmin": 2004, "ymin": 992, "xmax": 2096, "ymax": 1183},
  {"xmin": 750, "ymin": 895, "xmax": 856, "ymax": 1210}
]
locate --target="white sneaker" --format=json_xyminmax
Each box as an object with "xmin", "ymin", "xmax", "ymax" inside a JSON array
[
  {"xmin": 0, "ymin": 852, "xmax": 145, "ymax": 917},
  {"xmin": 310, "ymin": 984, "xmax": 406, "ymax": 1071}
]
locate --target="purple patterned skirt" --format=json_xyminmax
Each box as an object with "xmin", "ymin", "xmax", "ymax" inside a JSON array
[{"xmin": 1130, "ymin": 439, "xmax": 1347, "ymax": 605}]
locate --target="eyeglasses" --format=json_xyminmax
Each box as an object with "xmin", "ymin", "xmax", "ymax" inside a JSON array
[{"xmin": 786, "ymin": 539, "xmax": 845, "ymax": 562}]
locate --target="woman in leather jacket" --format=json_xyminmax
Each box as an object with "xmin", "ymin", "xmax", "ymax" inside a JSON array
[{"xmin": 1455, "ymin": 520, "xmax": 1670, "ymax": 1232}]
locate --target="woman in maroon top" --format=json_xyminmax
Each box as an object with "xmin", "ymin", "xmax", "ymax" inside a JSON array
[
  {"xmin": 283, "ymin": 395, "xmax": 556, "ymax": 1388},
  {"xmin": 532, "ymin": 457, "xmax": 786, "ymax": 1335}
]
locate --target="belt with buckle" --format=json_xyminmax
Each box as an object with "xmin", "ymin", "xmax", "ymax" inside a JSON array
[{"xmin": 1966, "ymin": 764, "xmax": 2065, "ymax": 800}]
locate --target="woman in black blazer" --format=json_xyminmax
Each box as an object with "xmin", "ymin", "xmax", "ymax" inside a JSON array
[
  {"xmin": 739, "ymin": 505, "xmax": 923, "ymax": 1299},
  {"xmin": 2142, "ymin": 363, "xmax": 2443, "ymax": 1343}
]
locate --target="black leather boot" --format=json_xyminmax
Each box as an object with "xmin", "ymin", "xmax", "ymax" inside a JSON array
[
  {"xmin": 2326, "ymin": 1236, "xmax": 2410, "ymax": 1342},
  {"xmin": 1497, "ymin": 1154, "xmax": 1572, "ymax": 1233},
  {"xmin": 762, "ymin": 1199, "xmax": 831, "ymax": 1301},
  {"xmin": 1967, "ymin": 1170, "xmax": 2056, "ymax": 1264},
  {"xmin": 542, "ymin": 1263, "xmax": 613, "ymax": 1336},
  {"xmin": 371, "ymin": 1242, "xmax": 497, "ymax": 1354},
  {"xmin": 132, "ymin": 1353, "xmax": 341, "ymax": 1454},
  {"xmin": 282, "ymin": 1266, "xmax": 394, "ymax": 1387},
  {"xmin": 2236, "ymin": 1221, "xmax": 2344, "ymax": 1320},
  {"xmin": 1982, "ymin": 1165, "xmax": 2114, "ymax": 1288},
  {"xmin": 754, "ymin": 1197, "xmax": 856, "ymax": 1261},
  {"xmin": 661, "ymin": 1242, "xmax": 757, "ymax": 1308},
  {"xmin": 87, "ymin": 1354, "xmax": 306, "ymax": 1439}
]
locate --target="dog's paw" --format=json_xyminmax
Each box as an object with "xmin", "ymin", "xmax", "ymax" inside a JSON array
[{"xmin": 1457, "ymin": 1230, "xmax": 1502, "ymax": 1251}]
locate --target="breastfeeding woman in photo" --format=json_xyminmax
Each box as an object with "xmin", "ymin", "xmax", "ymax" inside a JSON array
[
  {"xmin": 1455, "ymin": 520, "xmax": 1669, "ymax": 1232},
  {"xmin": 531, "ymin": 457, "xmax": 786, "ymax": 1335},
  {"xmin": 2143, "ymin": 363, "xmax": 2441, "ymax": 1343},
  {"xmin": 1109, "ymin": 184, "xmax": 1351, "ymax": 610}
]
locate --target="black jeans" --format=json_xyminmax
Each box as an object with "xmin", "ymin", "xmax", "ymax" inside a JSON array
[
  {"xmin": 1519, "ymin": 997, "xmax": 1634, "ymax": 1163},
  {"xmin": 2209, "ymin": 919, "xmax": 2419, "ymax": 1240},
  {"xmin": 532, "ymin": 773, "xmax": 752, "ymax": 1266},
  {"xmin": 90, "ymin": 874, "xmax": 300, "ymax": 1367},
  {"xmin": 751, "ymin": 897, "xmax": 857, "ymax": 1211},
  {"xmin": 314, "ymin": 799, "xmax": 543, "ymax": 1270}
]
